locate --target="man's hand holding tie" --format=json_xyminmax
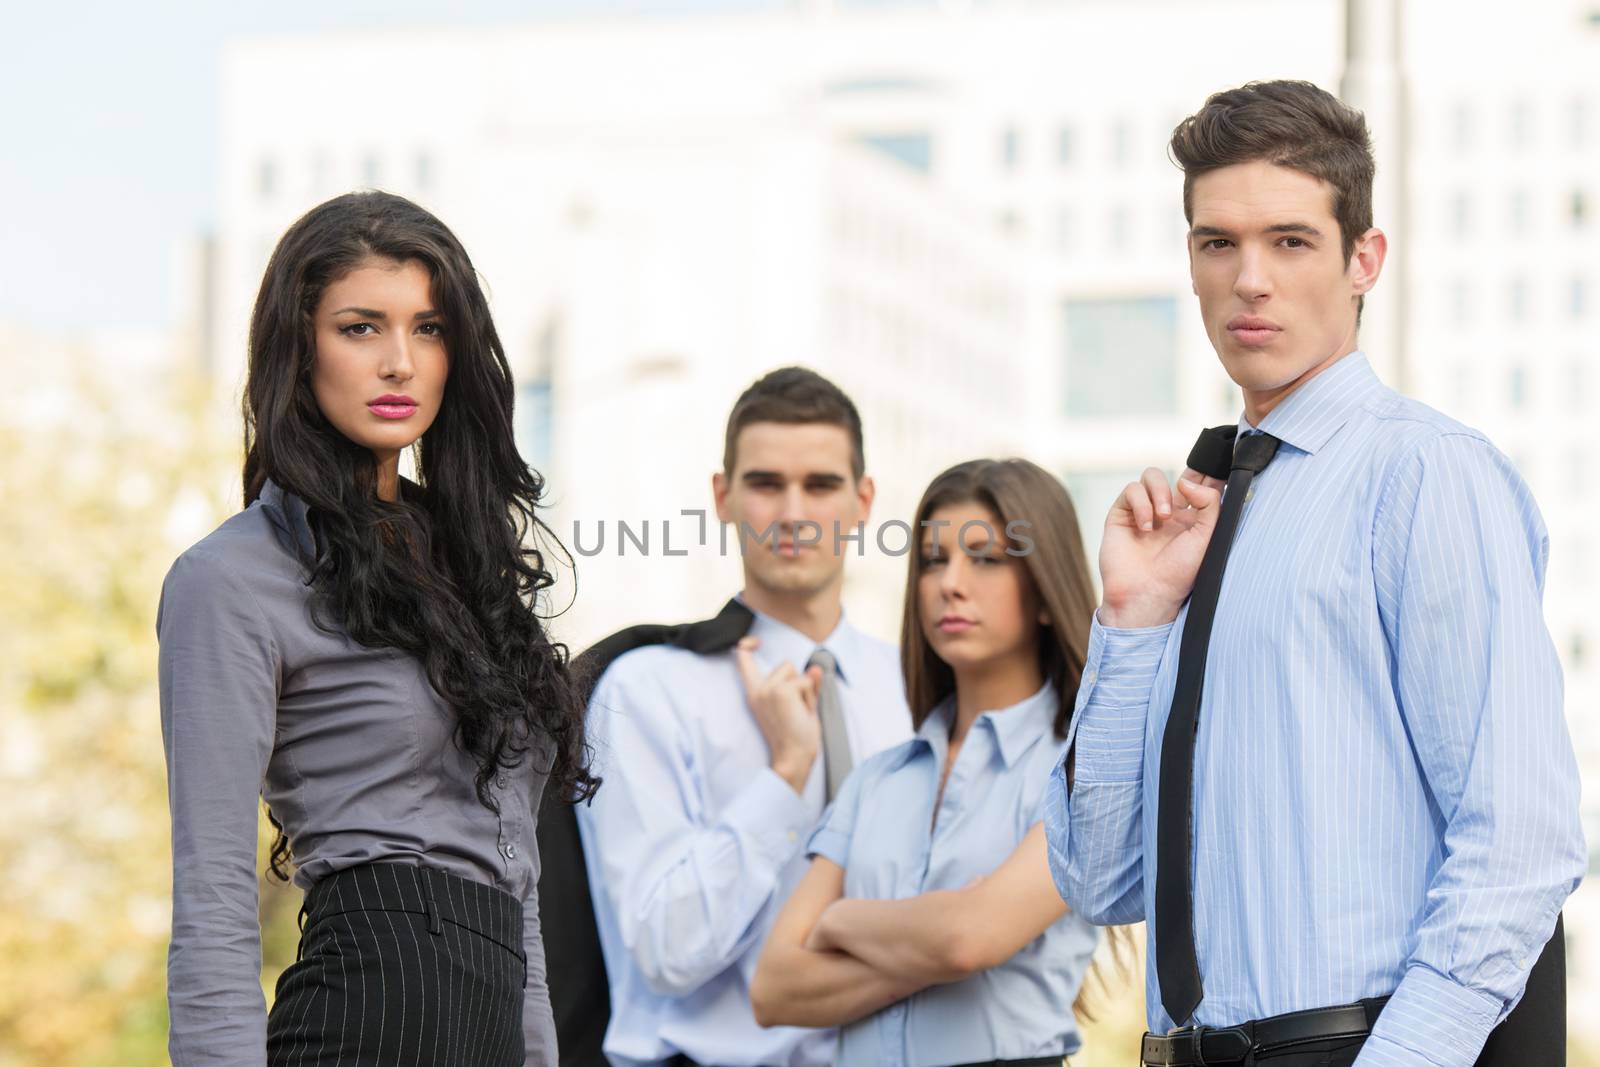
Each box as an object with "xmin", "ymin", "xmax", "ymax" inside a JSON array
[
  {"xmin": 735, "ymin": 636, "xmax": 824, "ymax": 795},
  {"xmin": 1099, "ymin": 466, "xmax": 1226, "ymax": 630}
]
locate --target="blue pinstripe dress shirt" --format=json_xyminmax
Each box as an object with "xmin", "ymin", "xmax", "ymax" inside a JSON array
[{"xmin": 1043, "ymin": 351, "xmax": 1586, "ymax": 1066}]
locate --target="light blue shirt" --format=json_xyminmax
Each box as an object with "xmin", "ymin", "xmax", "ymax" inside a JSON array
[
  {"xmin": 577, "ymin": 601, "xmax": 913, "ymax": 1067},
  {"xmin": 1044, "ymin": 352, "xmax": 1586, "ymax": 1067},
  {"xmin": 810, "ymin": 682, "xmax": 1099, "ymax": 1067}
]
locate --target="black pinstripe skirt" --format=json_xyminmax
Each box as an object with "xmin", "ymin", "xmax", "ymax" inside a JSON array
[{"xmin": 266, "ymin": 862, "xmax": 526, "ymax": 1067}]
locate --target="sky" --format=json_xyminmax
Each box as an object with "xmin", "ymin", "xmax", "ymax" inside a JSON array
[{"xmin": 0, "ymin": 0, "xmax": 788, "ymax": 336}]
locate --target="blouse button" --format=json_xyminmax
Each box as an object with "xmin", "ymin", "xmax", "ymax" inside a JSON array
[
  {"xmin": 497, "ymin": 775, "xmax": 508, "ymax": 788},
  {"xmin": 504, "ymin": 843, "xmax": 517, "ymax": 860}
]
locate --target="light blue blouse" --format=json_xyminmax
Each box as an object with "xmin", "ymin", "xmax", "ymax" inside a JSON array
[{"xmin": 808, "ymin": 682, "xmax": 1099, "ymax": 1067}]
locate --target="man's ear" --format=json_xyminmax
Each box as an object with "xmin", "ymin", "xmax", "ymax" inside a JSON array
[
  {"xmin": 1349, "ymin": 226, "xmax": 1387, "ymax": 297},
  {"xmin": 713, "ymin": 470, "xmax": 732, "ymax": 525},
  {"xmin": 855, "ymin": 473, "xmax": 876, "ymax": 528}
]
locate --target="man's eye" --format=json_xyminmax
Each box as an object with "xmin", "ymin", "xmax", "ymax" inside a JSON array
[
  {"xmin": 1282, "ymin": 236, "xmax": 1307, "ymax": 248},
  {"xmin": 1203, "ymin": 239, "xmax": 1231, "ymax": 250}
]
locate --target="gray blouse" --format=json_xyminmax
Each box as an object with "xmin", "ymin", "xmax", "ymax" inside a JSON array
[{"xmin": 157, "ymin": 479, "xmax": 556, "ymax": 1067}]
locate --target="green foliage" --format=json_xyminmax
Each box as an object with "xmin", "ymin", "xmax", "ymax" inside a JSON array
[{"xmin": 0, "ymin": 347, "xmax": 304, "ymax": 1066}]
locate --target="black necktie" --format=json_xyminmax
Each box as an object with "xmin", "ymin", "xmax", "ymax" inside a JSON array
[{"xmin": 1155, "ymin": 427, "xmax": 1281, "ymax": 1026}]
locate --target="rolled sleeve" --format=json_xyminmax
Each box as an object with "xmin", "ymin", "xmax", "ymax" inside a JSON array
[{"xmin": 805, "ymin": 755, "xmax": 871, "ymax": 870}]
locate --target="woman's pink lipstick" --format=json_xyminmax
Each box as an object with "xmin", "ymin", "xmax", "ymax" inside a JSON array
[{"xmin": 368, "ymin": 394, "xmax": 418, "ymax": 419}]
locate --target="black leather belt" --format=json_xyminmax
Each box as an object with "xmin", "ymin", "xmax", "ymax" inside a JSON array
[{"xmin": 1141, "ymin": 997, "xmax": 1388, "ymax": 1065}]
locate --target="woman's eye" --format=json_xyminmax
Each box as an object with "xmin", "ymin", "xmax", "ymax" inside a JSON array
[
  {"xmin": 339, "ymin": 323, "xmax": 374, "ymax": 336},
  {"xmin": 418, "ymin": 322, "xmax": 444, "ymax": 337}
]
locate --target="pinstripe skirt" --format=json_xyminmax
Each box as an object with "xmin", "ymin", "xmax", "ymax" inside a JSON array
[{"xmin": 266, "ymin": 862, "xmax": 526, "ymax": 1067}]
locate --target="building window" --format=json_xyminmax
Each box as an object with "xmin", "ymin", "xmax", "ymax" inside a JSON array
[
  {"xmin": 1572, "ymin": 97, "xmax": 1591, "ymax": 149},
  {"xmin": 309, "ymin": 150, "xmax": 331, "ymax": 192},
  {"xmin": 1572, "ymin": 189, "xmax": 1588, "ymax": 229},
  {"xmin": 1110, "ymin": 118, "xmax": 1133, "ymax": 168},
  {"xmin": 1571, "ymin": 359, "xmax": 1588, "ymax": 413},
  {"xmin": 1056, "ymin": 124, "xmax": 1074, "ymax": 166},
  {"xmin": 1062, "ymin": 296, "xmax": 1178, "ymax": 418},
  {"xmin": 1000, "ymin": 124, "xmax": 1020, "ymax": 170},
  {"xmin": 1508, "ymin": 277, "xmax": 1529, "ymax": 322},
  {"xmin": 1453, "ymin": 363, "xmax": 1475, "ymax": 411},
  {"xmin": 1449, "ymin": 279, "xmax": 1473, "ymax": 326},
  {"xmin": 1063, "ymin": 468, "xmax": 1137, "ymax": 582},
  {"xmin": 1055, "ymin": 207, "xmax": 1073, "ymax": 254},
  {"xmin": 859, "ymin": 131, "xmax": 933, "ymax": 173},
  {"xmin": 1451, "ymin": 100, "xmax": 1474, "ymax": 155},
  {"xmin": 517, "ymin": 316, "xmax": 559, "ymax": 471},
  {"xmin": 1509, "ymin": 188, "xmax": 1531, "ymax": 235},
  {"xmin": 516, "ymin": 377, "xmax": 553, "ymax": 473},
  {"xmin": 1572, "ymin": 277, "xmax": 1588, "ymax": 319},
  {"xmin": 1449, "ymin": 191, "xmax": 1472, "ymax": 239},
  {"xmin": 1508, "ymin": 98, "xmax": 1534, "ymax": 149},
  {"xmin": 257, "ymin": 157, "xmax": 276, "ymax": 200},
  {"xmin": 1507, "ymin": 363, "xmax": 1528, "ymax": 410},
  {"xmin": 1108, "ymin": 204, "xmax": 1131, "ymax": 253},
  {"xmin": 1571, "ymin": 631, "xmax": 1588, "ymax": 671}
]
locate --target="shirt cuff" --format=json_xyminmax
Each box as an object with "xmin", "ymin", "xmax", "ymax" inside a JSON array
[
  {"xmin": 1355, "ymin": 964, "xmax": 1501, "ymax": 1067},
  {"xmin": 723, "ymin": 766, "xmax": 813, "ymax": 871},
  {"xmin": 806, "ymin": 822, "xmax": 848, "ymax": 867},
  {"xmin": 1069, "ymin": 616, "xmax": 1171, "ymax": 785}
]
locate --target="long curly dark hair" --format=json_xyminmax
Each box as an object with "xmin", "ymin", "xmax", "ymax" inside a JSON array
[{"xmin": 242, "ymin": 190, "xmax": 596, "ymax": 880}]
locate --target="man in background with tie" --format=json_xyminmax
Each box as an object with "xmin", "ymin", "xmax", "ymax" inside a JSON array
[
  {"xmin": 576, "ymin": 366, "xmax": 913, "ymax": 1067},
  {"xmin": 1043, "ymin": 80, "xmax": 1585, "ymax": 1066}
]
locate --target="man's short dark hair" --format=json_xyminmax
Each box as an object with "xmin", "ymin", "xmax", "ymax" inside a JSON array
[
  {"xmin": 723, "ymin": 367, "xmax": 865, "ymax": 480},
  {"xmin": 1170, "ymin": 80, "xmax": 1375, "ymax": 264}
]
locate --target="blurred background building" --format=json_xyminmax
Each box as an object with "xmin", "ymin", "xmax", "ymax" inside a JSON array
[{"xmin": 2, "ymin": 0, "xmax": 1596, "ymax": 1062}]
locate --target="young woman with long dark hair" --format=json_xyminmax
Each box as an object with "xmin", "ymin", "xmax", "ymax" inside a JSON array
[
  {"xmin": 752, "ymin": 458, "xmax": 1131, "ymax": 1066},
  {"xmin": 157, "ymin": 191, "xmax": 592, "ymax": 1067}
]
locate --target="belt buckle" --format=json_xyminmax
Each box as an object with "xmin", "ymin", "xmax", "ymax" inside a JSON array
[
  {"xmin": 1192, "ymin": 1025, "xmax": 1253, "ymax": 1064},
  {"xmin": 1141, "ymin": 1026, "xmax": 1203, "ymax": 1066},
  {"xmin": 1141, "ymin": 1023, "xmax": 1253, "ymax": 1066}
]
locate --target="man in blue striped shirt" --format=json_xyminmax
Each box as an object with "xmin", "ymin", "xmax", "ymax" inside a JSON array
[{"xmin": 1044, "ymin": 80, "xmax": 1586, "ymax": 1066}]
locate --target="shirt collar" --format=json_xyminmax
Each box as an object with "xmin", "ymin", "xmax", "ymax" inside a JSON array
[
  {"xmin": 740, "ymin": 595, "xmax": 862, "ymax": 684},
  {"xmin": 1242, "ymin": 350, "xmax": 1384, "ymax": 456},
  {"xmin": 898, "ymin": 680, "xmax": 1058, "ymax": 771},
  {"xmin": 982, "ymin": 681, "xmax": 1058, "ymax": 768},
  {"xmin": 258, "ymin": 477, "xmax": 317, "ymax": 561}
]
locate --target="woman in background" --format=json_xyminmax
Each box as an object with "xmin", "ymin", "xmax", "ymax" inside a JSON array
[
  {"xmin": 753, "ymin": 457, "xmax": 1129, "ymax": 1066},
  {"xmin": 157, "ymin": 191, "xmax": 590, "ymax": 1066}
]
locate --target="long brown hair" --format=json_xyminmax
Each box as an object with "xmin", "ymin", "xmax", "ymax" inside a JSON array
[{"xmin": 898, "ymin": 457, "xmax": 1132, "ymax": 1020}]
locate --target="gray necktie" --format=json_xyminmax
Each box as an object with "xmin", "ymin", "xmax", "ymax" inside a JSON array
[{"xmin": 806, "ymin": 648, "xmax": 853, "ymax": 802}]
